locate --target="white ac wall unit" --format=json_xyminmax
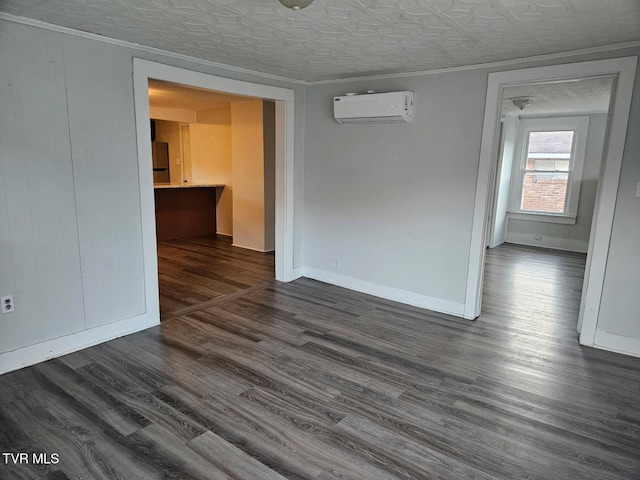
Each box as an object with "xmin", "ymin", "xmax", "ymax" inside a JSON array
[{"xmin": 333, "ymin": 91, "xmax": 414, "ymax": 124}]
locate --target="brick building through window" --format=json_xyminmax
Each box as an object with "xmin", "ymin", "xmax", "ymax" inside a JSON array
[{"xmin": 521, "ymin": 131, "xmax": 573, "ymax": 213}]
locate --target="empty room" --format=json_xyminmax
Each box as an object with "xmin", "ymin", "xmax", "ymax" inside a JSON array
[{"xmin": 1, "ymin": 1, "xmax": 639, "ymax": 479}]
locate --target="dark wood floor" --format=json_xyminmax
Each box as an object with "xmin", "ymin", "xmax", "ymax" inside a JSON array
[
  {"xmin": 157, "ymin": 235, "xmax": 275, "ymax": 318},
  {"xmin": 1, "ymin": 241, "xmax": 639, "ymax": 479}
]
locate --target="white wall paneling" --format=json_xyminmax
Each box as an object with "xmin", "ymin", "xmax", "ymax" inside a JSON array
[
  {"xmin": 0, "ymin": 23, "xmax": 85, "ymax": 357},
  {"xmin": 64, "ymin": 36, "xmax": 147, "ymax": 329}
]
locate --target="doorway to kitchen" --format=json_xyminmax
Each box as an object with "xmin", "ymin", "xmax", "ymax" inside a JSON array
[
  {"xmin": 133, "ymin": 59, "xmax": 299, "ymax": 325},
  {"xmin": 146, "ymin": 80, "xmax": 277, "ymax": 318}
]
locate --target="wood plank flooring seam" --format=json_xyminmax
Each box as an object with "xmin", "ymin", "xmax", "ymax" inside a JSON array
[{"xmin": 163, "ymin": 280, "xmax": 276, "ymax": 320}]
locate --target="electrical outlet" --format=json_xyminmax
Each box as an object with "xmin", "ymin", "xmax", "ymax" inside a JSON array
[
  {"xmin": 1, "ymin": 295, "xmax": 14, "ymax": 314},
  {"xmin": 330, "ymin": 257, "xmax": 340, "ymax": 270},
  {"xmin": 534, "ymin": 235, "xmax": 542, "ymax": 241}
]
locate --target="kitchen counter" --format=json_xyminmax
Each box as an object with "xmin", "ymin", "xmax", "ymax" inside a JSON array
[
  {"xmin": 154, "ymin": 185, "xmax": 224, "ymax": 241},
  {"xmin": 153, "ymin": 183, "xmax": 224, "ymax": 189}
]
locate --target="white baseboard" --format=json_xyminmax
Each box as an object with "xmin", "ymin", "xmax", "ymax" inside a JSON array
[
  {"xmin": 0, "ymin": 314, "xmax": 160, "ymax": 375},
  {"xmin": 505, "ymin": 233, "xmax": 588, "ymax": 253},
  {"xmin": 302, "ymin": 267, "xmax": 465, "ymax": 318},
  {"xmin": 593, "ymin": 330, "xmax": 640, "ymax": 358},
  {"xmin": 231, "ymin": 243, "xmax": 273, "ymax": 253},
  {"xmin": 281, "ymin": 267, "xmax": 303, "ymax": 283}
]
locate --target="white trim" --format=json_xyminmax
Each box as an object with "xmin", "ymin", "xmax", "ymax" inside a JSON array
[
  {"xmin": 578, "ymin": 58, "xmax": 637, "ymax": 347},
  {"xmin": 507, "ymin": 212, "xmax": 576, "ymax": 225},
  {"xmin": 303, "ymin": 268, "xmax": 465, "ymax": 318},
  {"xmin": 132, "ymin": 60, "xmax": 299, "ymax": 292},
  {"xmin": 306, "ymin": 42, "xmax": 640, "ymax": 84},
  {"xmin": 231, "ymin": 243, "xmax": 274, "ymax": 253},
  {"xmin": 518, "ymin": 109, "xmax": 609, "ymax": 118},
  {"xmin": 466, "ymin": 57, "xmax": 637, "ymax": 344},
  {"xmin": 1, "ymin": 13, "xmax": 639, "ymax": 85},
  {"xmin": 503, "ymin": 235, "xmax": 588, "ymax": 253},
  {"xmin": 593, "ymin": 331, "xmax": 640, "ymax": 358},
  {"xmin": 527, "ymin": 153, "xmax": 571, "ymax": 159},
  {"xmin": 0, "ymin": 314, "xmax": 158, "ymax": 375},
  {"xmin": 0, "ymin": 13, "xmax": 304, "ymax": 85}
]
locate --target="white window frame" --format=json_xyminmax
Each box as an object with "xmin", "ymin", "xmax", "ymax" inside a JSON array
[{"xmin": 508, "ymin": 116, "xmax": 589, "ymax": 224}]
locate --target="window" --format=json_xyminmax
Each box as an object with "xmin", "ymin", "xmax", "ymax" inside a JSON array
[{"xmin": 509, "ymin": 116, "xmax": 589, "ymax": 221}]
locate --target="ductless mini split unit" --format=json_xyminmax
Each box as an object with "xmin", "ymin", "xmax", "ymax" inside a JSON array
[{"xmin": 333, "ymin": 91, "xmax": 414, "ymax": 124}]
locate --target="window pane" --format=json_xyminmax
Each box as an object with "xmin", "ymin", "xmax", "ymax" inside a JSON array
[
  {"xmin": 521, "ymin": 130, "xmax": 574, "ymax": 213},
  {"xmin": 528, "ymin": 131, "xmax": 574, "ymax": 155},
  {"xmin": 532, "ymin": 159, "xmax": 559, "ymax": 170},
  {"xmin": 521, "ymin": 171, "xmax": 568, "ymax": 213}
]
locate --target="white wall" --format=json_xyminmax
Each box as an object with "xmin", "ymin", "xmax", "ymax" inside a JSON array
[
  {"xmin": 195, "ymin": 107, "xmax": 233, "ymax": 235},
  {"xmin": 231, "ymin": 100, "xmax": 270, "ymax": 251},
  {"xmin": 149, "ymin": 106, "xmax": 196, "ymax": 123},
  {"xmin": 0, "ymin": 18, "xmax": 304, "ymax": 372},
  {"xmin": 490, "ymin": 115, "xmax": 517, "ymax": 248},
  {"xmin": 504, "ymin": 113, "xmax": 607, "ymax": 252},
  {"xmin": 597, "ymin": 68, "xmax": 640, "ymax": 345},
  {"xmin": 303, "ymin": 71, "xmax": 486, "ymax": 314},
  {"xmin": 0, "ymin": 24, "xmax": 85, "ymax": 352}
]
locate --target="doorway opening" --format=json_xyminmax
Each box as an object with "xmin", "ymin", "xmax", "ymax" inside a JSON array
[
  {"xmin": 465, "ymin": 57, "xmax": 637, "ymax": 350},
  {"xmin": 481, "ymin": 77, "xmax": 614, "ymax": 337},
  {"xmin": 133, "ymin": 59, "xmax": 300, "ymax": 326},
  {"xmin": 147, "ymin": 79, "xmax": 277, "ymax": 318}
]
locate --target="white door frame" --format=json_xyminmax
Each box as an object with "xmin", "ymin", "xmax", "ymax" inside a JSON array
[
  {"xmin": 132, "ymin": 59, "xmax": 301, "ymax": 323},
  {"xmin": 465, "ymin": 56, "xmax": 637, "ymax": 348}
]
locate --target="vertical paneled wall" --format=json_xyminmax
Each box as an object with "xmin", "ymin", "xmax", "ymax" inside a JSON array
[
  {"xmin": 0, "ymin": 22, "xmax": 145, "ymax": 356},
  {"xmin": 63, "ymin": 36, "xmax": 146, "ymax": 329},
  {"xmin": 0, "ymin": 23, "xmax": 85, "ymax": 351}
]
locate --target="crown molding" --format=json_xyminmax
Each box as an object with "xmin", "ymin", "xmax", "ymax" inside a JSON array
[
  {"xmin": 306, "ymin": 41, "xmax": 640, "ymax": 85},
  {"xmin": 0, "ymin": 13, "xmax": 305, "ymax": 85}
]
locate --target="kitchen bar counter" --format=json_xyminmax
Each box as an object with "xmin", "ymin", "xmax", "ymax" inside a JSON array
[
  {"xmin": 153, "ymin": 183, "xmax": 224, "ymax": 189},
  {"xmin": 153, "ymin": 184, "xmax": 224, "ymax": 241}
]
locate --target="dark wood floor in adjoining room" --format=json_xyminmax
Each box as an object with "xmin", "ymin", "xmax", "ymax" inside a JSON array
[
  {"xmin": 157, "ymin": 235, "xmax": 275, "ymax": 318},
  {"xmin": 1, "ymin": 242, "xmax": 639, "ymax": 479}
]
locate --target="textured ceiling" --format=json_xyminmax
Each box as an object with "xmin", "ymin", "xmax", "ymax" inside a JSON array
[
  {"xmin": 501, "ymin": 77, "xmax": 614, "ymax": 116},
  {"xmin": 2, "ymin": 0, "xmax": 639, "ymax": 81}
]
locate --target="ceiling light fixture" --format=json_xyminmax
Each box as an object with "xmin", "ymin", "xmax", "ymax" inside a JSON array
[
  {"xmin": 278, "ymin": 0, "xmax": 314, "ymax": 10},
  {"xmin": 510, "ymin": 96, "xmax": 534, "ymax": 111}
]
